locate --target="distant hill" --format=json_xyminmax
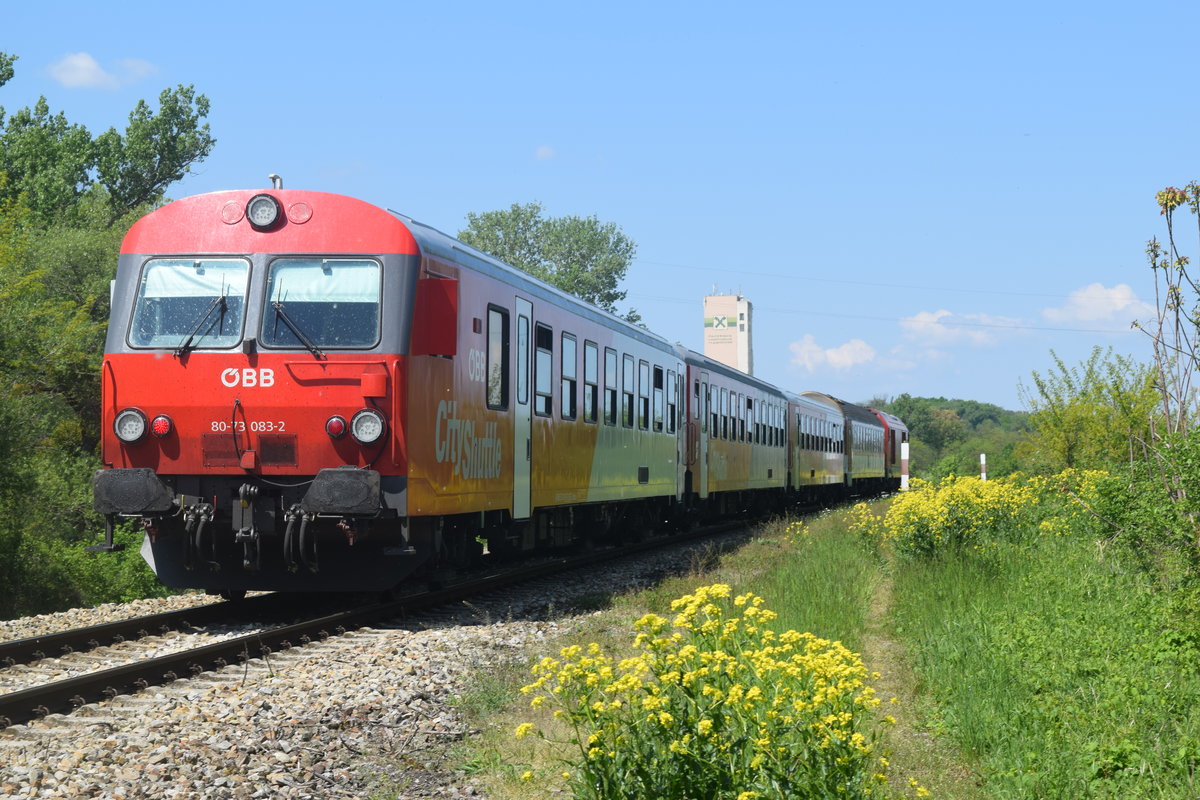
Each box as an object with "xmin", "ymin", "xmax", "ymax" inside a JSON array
[{"xmin": 866, "ymin": 394, "xmax": 1029, "ymax": 479}]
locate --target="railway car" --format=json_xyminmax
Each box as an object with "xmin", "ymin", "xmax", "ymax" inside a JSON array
[
  {"xmin": 805, "ymin": 393, "xmax": 889, "ymax": 497},
  {"xmin": 92, "ymin": 184, "xmax": 906, "ymax": 594},
  {"xmin": 787, "ymin": 392, "xmax": 845, "ymax": 504},
  {"xmin": 682, "ymin": 351, "xmax": 788, "ymax": 519},
  {"xmin": 871, "ymin": 408, "xmax": 909, "ymax": 491}
]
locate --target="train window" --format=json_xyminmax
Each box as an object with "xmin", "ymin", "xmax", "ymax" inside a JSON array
[
  {"xmin": 534, "ymin": 323, "xmax": 552, "ymax": 417},
  {"xmin": 604, "ymin": 348, "xmax": 618, "ymax": 425},
  {"xmin": 748, "ymin": 399, "xmax": 756, "ymax": 444},
  {"xmin": 561, "ymin": 333, "xmax": 577, "ymax": 420},
  {"xmin": 652, "ymin": 366, "xmax": 664, "ymax": 432},
  {"xmin": 720, "ymin": 388, "xmax": 728, "ymax": 440},
  {"xmin": 622, "ymin": 354, "xmax": 635, "ymax": 428},
  {"xmin": 638, "ymin": 361, "xmax": 650, "ymax": 430},
  {"xmin": 709, "ymin": 385, "xmax": 718, "ymax": 436},
  {"xmin": 486, "ymin": 306, "xmax": 509, "ymax": 410},
  {"xmin": 129, "ymin": 258, "xmax": 250, "ymax": 349},
  {"xmin": 666, "ymin": 370, "xmax": 677, "ymax": 434},
  {"xmin": 261, "ymin": 258, "xmax": 380, "ymax": 349},
  {"xmin": 584, "ymin": 341, "xmax": 598, "ymax": 424},
  {"xmin": 517, "ymin": 316, "xmax": 529, "ymax": 405}
]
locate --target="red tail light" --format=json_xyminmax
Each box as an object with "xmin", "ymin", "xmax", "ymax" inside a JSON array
[
  {"xmin": 326, "ymin": 415, "xmax": 347, "ymax": 438},
  {"xmin": 151, "ymin": 415, "xmax": 173, "ymax": 437}
]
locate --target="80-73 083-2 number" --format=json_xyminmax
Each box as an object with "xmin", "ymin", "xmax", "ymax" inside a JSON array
[{"xmin": 210, "ymin": 420, "xmax": 287, "ymax": 433}]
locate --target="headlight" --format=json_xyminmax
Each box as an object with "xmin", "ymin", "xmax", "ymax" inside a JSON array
[
  {"xmin": 246, "ymin": 194, "xmax": 282, "ymax": 229},
  {"xmin": 114, "ymin": 408, "xmax": 148, "ymax": 443},
  {"xmin": 350, "ymin": 409, "xmax": 386, "ymax": 445}
]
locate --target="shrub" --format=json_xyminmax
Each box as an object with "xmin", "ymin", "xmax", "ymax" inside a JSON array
[{"xmin": 514, "ymin": 584, "xmax": 889, "ymax": 800}]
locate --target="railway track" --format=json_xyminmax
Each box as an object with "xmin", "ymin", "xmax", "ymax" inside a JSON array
[
  {"xmin": 0, "ymin": 592, "xmax": 296, "ymax": 670},
  {"xmin": 0, "ymin": 520, "xmax": 746, "ymax": 729}
]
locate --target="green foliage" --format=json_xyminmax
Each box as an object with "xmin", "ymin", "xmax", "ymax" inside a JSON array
[
  {"xmin": 94, "ymin": 85, "xmax": 215, "ymax": 224},
  {"xmin": 50, "ymin": 522, "xmax": 172, "ymax": 606},
  {"xmin": 0, "ymin": 51, "xmax": 213, "ymax": 617},
  {"xmin": 0, "ymin": 51, "xmax": 214, "ymax": 226},
  {"xmin": 459, "ymin": 202, "xmax": 640, "ymax": 321},
  {"xmin": 0, "ymin": 52, "xmax": 15, "ymax": 90},
  {"xmin": 874, "ymin": 394, "xmax": 1029, "ymax": 479},
  {"xmin": 1018, "ymin": 347, "xmax": 1157, "ymax": 471},
  {"xmin": 0, "ymin": 96, "xmax": 95, "ymax": 223}
]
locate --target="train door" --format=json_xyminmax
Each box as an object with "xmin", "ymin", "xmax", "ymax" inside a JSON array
[
  {"xmin": 698, "ymin": 371, "xmax": 710, "ymax": 499},
  {"xmin": 514, "ymin": 297, "xmax": 532, "ymax": 519}
]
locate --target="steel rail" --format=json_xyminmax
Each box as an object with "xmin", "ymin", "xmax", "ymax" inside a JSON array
[{"xmin": 0, "ymin": 593, "xmax": 300, "ymax": 670}]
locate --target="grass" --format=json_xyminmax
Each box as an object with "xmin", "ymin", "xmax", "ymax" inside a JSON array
[
  {"xmin": 422, "ymin": 483, "xmax": 1200, "ymax": 799},
  {"xmin": 890, "ymin": 533, "xmax": 1200, "ymax": 799}
]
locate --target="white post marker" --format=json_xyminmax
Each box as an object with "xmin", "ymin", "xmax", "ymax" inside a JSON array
[
  {"xmin": 900, "ymin": 441, "xmax": 910, "ymax": 491},
  {"xmin": 980, "ymin": 453, "xmax": 987, "ymax": 481}
]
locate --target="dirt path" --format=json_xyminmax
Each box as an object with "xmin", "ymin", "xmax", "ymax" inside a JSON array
[{"xmin": 861, "ymin": 573, "xmax": 985, "ymax": 799}]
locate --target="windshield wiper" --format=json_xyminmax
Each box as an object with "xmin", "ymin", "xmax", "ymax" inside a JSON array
[
  {"xmin": 271, "ymin": 300, "xmax": 325, "ymax": 359},
  {"xmin": 175, "ymin": 294, "xmax": 228, "ymax": 357}
]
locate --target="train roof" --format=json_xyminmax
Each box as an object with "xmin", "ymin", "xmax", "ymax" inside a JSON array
[
  {"xmin": 675, "ymin": 348, "xmax": 789, "ymax": 398},
  {"xmin": 787, "ymin": 391, "xmax": 844, "ymax": 417},
  {"xmin": 872, "ymin": 408, "xmax": 909, "ymax": 433},
  {"xmin": 826, "ymin": 394, "xmax": 885, "ymax": 427},
  {"xmin": 390, "ymin": 209, "xmax": 681, "ymax": 355},
  {"xmin": 803, "ymin": 391, "xmax": 883, "ymax": 428}
]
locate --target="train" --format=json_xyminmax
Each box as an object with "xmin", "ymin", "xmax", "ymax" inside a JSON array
[{"xmin": 91, "ymin": 186, "xmax": 908, "ymax": 596}]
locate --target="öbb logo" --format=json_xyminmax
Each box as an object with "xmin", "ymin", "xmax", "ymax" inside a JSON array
[{"xmin": 220, "ymin": 368, "xmax": 275, "ymax": 388}]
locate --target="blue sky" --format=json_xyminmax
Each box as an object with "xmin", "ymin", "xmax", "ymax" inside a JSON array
[{"xmin": 6, "ymin": 1, "xmax": 1196, "ymax": 410}]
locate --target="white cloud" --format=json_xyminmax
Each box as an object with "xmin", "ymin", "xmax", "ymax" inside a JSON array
[
  {"xmin": 899, "ymin": 309, "xmax": 1022, "ymax": 346},
  {"xmin": 789, "ymin": 334, "xmax": 876, "ymax": 373},
  {"xmin": 535, "ymin": 145, "xmax": 556, "ymax": 160},
  {"xmin": 48, "ymin": 52, "xmax": 157, "ymax": 89},
  {"xmin": 116, "ymin": 58, "xmax": 158, "ymax": 83},
  {"xmin": 1042, "ymin": 282, "xmax": 1154, "ymax": 325}
]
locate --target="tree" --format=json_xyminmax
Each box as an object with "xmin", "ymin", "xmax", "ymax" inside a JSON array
[
  {"xmin": 0, "ymin": 51, "xmax": 214, "ymax": 226},
  {"xmin": 0, "ymin": 52, "xmax": 216, "ymax": 614},
  {"xmin": 94, "ymin": 85, "xmax": 214, "ymax": 224},
  {"xmin": 0, "ymin": 96, "xmax": 94, "ymax": 223},
  {"xmin": 459, "ymin": 202, "xmax": 640, "ymax": 321},
  {"xmin": 1017, "ymin": 347, "xmax": 1157, "ymax": 471},
  {"xmin": 875, "ymin": 393, "xmax": 1030, "ymax": 479}
]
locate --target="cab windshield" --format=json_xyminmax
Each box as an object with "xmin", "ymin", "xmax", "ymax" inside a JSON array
[
  {"xmin": 128, "ymin": 259, "xmax": 249, "ymax": 349},
  {"xmin": 261, "ymin": 258, "xmax": 381, "ymax": 349}
]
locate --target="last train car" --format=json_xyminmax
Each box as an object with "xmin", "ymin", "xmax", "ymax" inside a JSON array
[{"xmin": 94, "ymin": 188, "xmax": 685, "ymax": 594}]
